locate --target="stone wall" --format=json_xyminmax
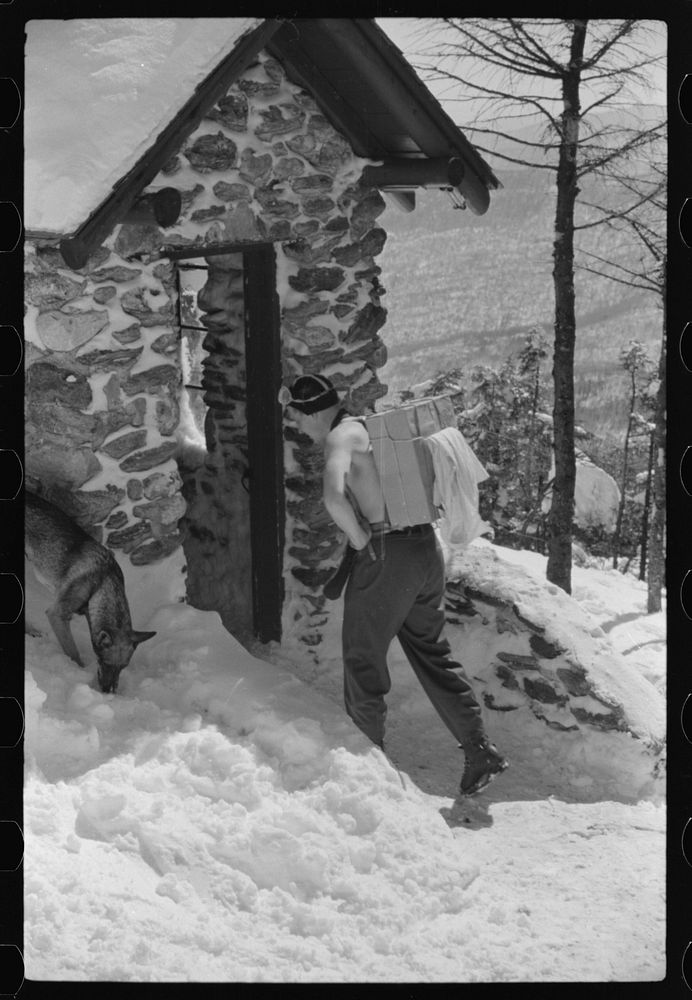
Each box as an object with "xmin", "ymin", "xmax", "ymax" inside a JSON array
[
  {"xmin": 25, "ymin": 243, "xmax": 185, "ymax": 580},
  {"xmin": 25, "ymin": 49, "xmax": 390, "ymax": 644}
]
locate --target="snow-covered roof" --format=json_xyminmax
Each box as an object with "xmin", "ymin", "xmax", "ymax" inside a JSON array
[{"xmin": 24, "ymin": 18, "xmax": 262, "ymax": 235}]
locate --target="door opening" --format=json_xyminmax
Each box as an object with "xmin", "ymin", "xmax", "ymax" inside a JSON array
[{"xmin": 175, "ymin": 245, "xmax": 284, "ymax": 644}]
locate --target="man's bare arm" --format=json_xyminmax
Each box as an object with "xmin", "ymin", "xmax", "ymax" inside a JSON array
[{"xmin": 323, "ymin": 424, "xmax": 371, "ymax": 550}]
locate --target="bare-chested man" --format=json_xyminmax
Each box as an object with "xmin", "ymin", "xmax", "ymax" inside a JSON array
[{"xmin": 282, "ymin": 373, "xmax": 508, "ymax": 796}]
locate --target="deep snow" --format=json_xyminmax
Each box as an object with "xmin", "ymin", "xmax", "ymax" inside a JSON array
[{"xmin": 24, "ymin": 542, "xmax": 665, "ymax": 983}]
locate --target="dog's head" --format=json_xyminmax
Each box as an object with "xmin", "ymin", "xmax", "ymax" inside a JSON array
[{"xmin": 94, "ymin": 628, "xmax": 157, "ymax": 694}]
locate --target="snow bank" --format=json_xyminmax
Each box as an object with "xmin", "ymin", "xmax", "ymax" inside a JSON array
[
  {"xmin": 24, "ymin": 556, "xmax": 665, "ymax": 981},
  {"xmin": 448, "ymin": 540, "xmax": 664, "ymax": 744}
]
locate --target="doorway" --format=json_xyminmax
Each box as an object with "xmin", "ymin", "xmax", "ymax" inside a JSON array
[{"xmin": 175, "ymin": 243, "xmax": 284, "ymax": 644}]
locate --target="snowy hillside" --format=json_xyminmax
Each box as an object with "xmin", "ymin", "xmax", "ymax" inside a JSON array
[{"xmin": 24, "ymin": 542, "xmax": 665, "ymax": 983}]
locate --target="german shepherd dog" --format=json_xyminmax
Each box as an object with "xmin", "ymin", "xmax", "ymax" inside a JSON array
[{"xmin": 25, "ymin": 490, "xmax": 156, "ymax": 693}]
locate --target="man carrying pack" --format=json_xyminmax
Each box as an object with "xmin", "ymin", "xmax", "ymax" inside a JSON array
[{"xmin": 281, "ymin": 373, "xmax": 508, "ymax": 797}]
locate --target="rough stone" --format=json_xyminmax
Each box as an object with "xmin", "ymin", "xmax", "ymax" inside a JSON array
[
  {"xmin": 151, "ymin": 332, "xmax": 179, "ymax": 356},
  {"xmin": 26, "ymin": 401, "xmax": 97, "ymax": 447},
  {"xmin": 340, "ymin": 303, "xmax": 387, "ymax": 345},
  {"xmin": 283, "ymin": 299, "xmax": 330, "ymax": 326},
  {"xmin": 255, "ymin": 104, "xmax": 306, "ymax": 141},
  {"xmin": 291, "ymin": 565, "xmax": 333, "ymax": 588},
  {"xmin": 292, "ymin": 174, "xmax": 334, "ymax": 195},
  {"xmin": 350, "ymin": 190, "xmax": 387, "ymax": 239},
  {"xmin": 263, "ymin": 57, "xmax": 284, "ymax": 85},
  {"xmin": 523, "ymin": 676, "xmax": 564, "ymax": 704},
  {"xmin": 127, "ymin": 478, "xmax": 144, "ymax": 500},
  {"xmin": 254, "ymin": 186, "xmax": 300, "ymax": 220},
  {"xmin": 344, "ymin": 336, "xmax": 387, "ymax": 369},
  {"xmin": 287, "ymin": 325, "xmax": 335, "ymax": 351},
  {"xmin": 36, "ymin": 309, "xmax": 109, "ymax": 352},
  {"xmin": 274, "ymin": 157, "xmax": 305, "ymax": 181},
  {"xmin": 360, "ymin": 227, "xmax": 387, "ymax": 258},
  {"xmin": 302, "ymin": 195, "xmax": 336, "ymax": 220},
  {"xmin": 120, "ymin": 288, "xmax": 174, "ymax": 327},
  {"xmin": 161, "ymin": 155, "xmax": 181, "ymax": 175},
  {"xmin": 238, "ymin": 78, "xmax": 280, "ymax": 99},
  {"xmin": 26, "ymin": 363, "xmax": 92, "ymax": 408},
  {"xmin": 76, "ymin": 347, "xmax": 143, "ymax": 374},
  {"xmin": 213, "ymin": 181, "xmax": 251, "ymax": 202},
  {"xmin": 133, "ymin": 494, "xmax": 186, "ymax": 526},
  {"xmin": 348, "ymin": 376, "xmax": 388, "ymax": 412},
  {"xmin": 512, "ymin": 606, "xmax": 546, "ymax": 634},
  {"xmin": 496, "ymin": 651, "xmax": 539, "ymax": 669},
  {"xmin": 123, "ymin": 365, "xmax": 180, "ymax": 396},
  {"xmin": 315, "ymin": 137, "xmax": 353, "ymax": 176},
  {"xmin": 332, "ymin": 304, "xmax": 354, "ymax": 319},
  {"xmin": 282, "ymin": 232, "xmax": 343, "ymax": 267},
  {"xmin": 191, "ymin": 206, "xmax": 226, "ymax": 223},
  {"xmin": 325, "ymin": 216, "xmax": 349, "ymax": 233},
  {"xmin": 153, "ymin": 262, "xmax": 175, "ymax": 288},
  {"xmin": 112, "ymin": 323, "xmax": 142, "ymax": 345},
  {"xmin": 92, "ymin": 399, "xmax": 147, "ymax": 446},
  {"xmin": 239, "ymin": 148, "xmax": 273, "ymax": 184},
  {"xmin": 184, "ymin": 132, "xmax": 238, "ymax": 172},
  {"xmin": 496, "ymin": 664, "xmax": 520, "ymax": 689},
  {"xmin": 331, "ymin": 243, "xmax": 363, "ymax": 267},
  {"xmin": 143, "ymin": 470, "xmax": 182, "ymax": 499},
  {"xmin": 90, "ymin": 266, "xmax": 142, "ymax": 283},
  {"xmin": 120, "ymin": 441, "xmax": 178, "ymax": 473},
  {"xmin": 130, "ymin": 532, "xmax": 183, "ymax": 565},
  {"xmin": 106, "ymin": 521, "xmax": 152, "ymax": 552},
  {"xmin": 156, "ymin": 395, "xmax": 180, "ymax": 436},
  {"xmin": 113, "ymin": 224, "xmax": 163, "ymax": 261},
  {"xmin": 102, "ymin": 430, "xmax": 148, "ymax": 459},
  {"xmin": 483, "ymin": 692, "xmax": 520, "ymax": 712},
  {"xmin": 530, "ymin": 634, "xmax": 564, "ymax": 659},
  {"xmin": 268, "ymin": 220, "xmax": 292, "ymax": 240},
  {"xmin": 105, "ymin": 511, "xmax": 128, "ymax": 529},
  {"xmin": 222, "ymin": 202, "xmax": 266, "ymax": 242},
  {"xmin": 571, "ymin": 707, "xmax": 626, "ymax": 732},
  {"xmin": 205, "ymin": 94, "xmax": 248, "ymax": 133},
  {"xmin": 288, "ymin": 266, "xmax": 345, "ymax": 293},
  {"xmin": 286, "ymin": 133, "xmax": 316, "ymax": 159},
  {"xmin": 294, "ymin": 220, "xmax": 320, "ymax": 237},
  {"xmin": 179, "ymin": 184, "xmax": 206, "ymax": 211},
  {"xmin": 25, "ymin": 272, "xmax": 87, "ymax": 310},
  {"xmin": 26, "ymin": 444, "xmax": 101, "ymax": 490},
  {"xmin": 556, "ymin": 666, "xmax": 591, "ymax": 697}
]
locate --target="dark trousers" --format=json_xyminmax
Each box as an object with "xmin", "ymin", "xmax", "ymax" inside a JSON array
[{"xmin": 342, "ymin": 525, "xmax": 484, "ymax": 748}]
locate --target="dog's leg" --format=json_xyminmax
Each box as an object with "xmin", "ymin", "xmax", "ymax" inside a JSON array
[{"xmin": 46, "ymin": 603, "xmax": 85, "ymax": 667}]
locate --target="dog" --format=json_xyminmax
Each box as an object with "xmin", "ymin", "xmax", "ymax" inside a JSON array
[{"xmin": 25, "ymin": 490, "xmax": 156, "ymax": 693}]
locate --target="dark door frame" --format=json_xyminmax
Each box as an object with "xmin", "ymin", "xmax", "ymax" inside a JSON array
[{"xmin": 168, "ymin": 240, "xmax": 285, "ymax": 643}]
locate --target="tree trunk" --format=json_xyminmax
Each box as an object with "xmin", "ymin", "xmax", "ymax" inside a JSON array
[
  {"xmin": 639, "ymin": 429, "xmax": 655, "ymax": 581},
  {"xmin": 647, "ymin": 300, "xmax": 666, "ymax": 613},
  {"xmin": 612, "ymin": 373, "xmax": 636, "ymax": 570},
  {"xmin": 547, "ymin": 21, "xmax": 587, "ymax": 595}
]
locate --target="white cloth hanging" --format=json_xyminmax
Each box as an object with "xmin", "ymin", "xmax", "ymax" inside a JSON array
[{"xmin": 426, "ymin": 427, "xmax": 492, "ymax": 548}]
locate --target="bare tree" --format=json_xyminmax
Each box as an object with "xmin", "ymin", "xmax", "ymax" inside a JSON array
[
  {"xmin": 576, "ymin": 155, "xmax": 665, "ymax": 609},
  {"xmin": 412, "ymin": 18, "xmax": 665, "ymax": 593}
]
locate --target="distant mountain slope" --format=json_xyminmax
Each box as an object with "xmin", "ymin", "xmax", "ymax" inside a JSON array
[{"xmin": 377, "ymin": 167, "xmax": 663, "ymax": 440}]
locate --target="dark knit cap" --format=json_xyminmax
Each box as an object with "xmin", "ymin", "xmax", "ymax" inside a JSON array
[{"xmin": 284, "ymin": 374, "xmax": 339, "ymax": 415}]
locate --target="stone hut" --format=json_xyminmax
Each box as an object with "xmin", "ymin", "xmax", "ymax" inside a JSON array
[{"xmin": 24, "ymin": 17, "xmax": 499, "ymax": 653}]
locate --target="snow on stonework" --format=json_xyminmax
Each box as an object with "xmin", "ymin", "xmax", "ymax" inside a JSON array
[
  {"xmin": 24, "ymin": 18, "xmax": 262, "ymax": 234},
  {"xmin": 24, "ymin": 546, "xmax": 665, "ymax": 982},
  {"xmin": 441, "ymin": 541, "xmax": 664, "ymax": 802}
]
